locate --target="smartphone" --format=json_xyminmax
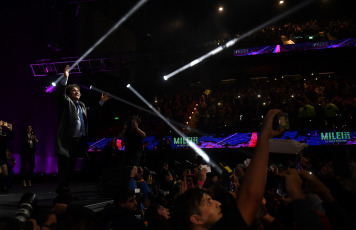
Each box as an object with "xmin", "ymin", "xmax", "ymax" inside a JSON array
[
  {"xmin": 275, "ymin": 177, "xmax": 286, "ymax": 198},
  {"xmin": 201, "ymin": 165, "xmax": 211, "ymax": 173},
  {"xmin": 276, "ymin": 188, "xmax": 285, "ymax": 198},
  {"xmin": 229, "ymin": 180, "xmax": 235, "ymax": 192},
  {"xmin": 278, "ymin": 113, "xmax": 290, "ymax": 129}
]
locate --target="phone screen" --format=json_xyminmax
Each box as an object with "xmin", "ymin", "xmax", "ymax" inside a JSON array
[
  {"xmin": 201, "ymin": 165, "xmax": 211, "ymax": 173},
  {"xmin": 275, "ymin": 177, "xmax": 286, "ymax": 198},
  {"xmin": 278, "ymin": 113, "xmax": 290, "ymax": 129}
]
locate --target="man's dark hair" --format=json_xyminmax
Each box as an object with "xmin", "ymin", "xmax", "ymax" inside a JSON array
[
  {"xmin": 170, "ymin": 188, "xmax": 206, "ymax": 230},
  {"xmin": 128, "ymin": 115, "xmax": 141, "ymax": 124},
  {"xmin": 145, "ymin": 203, "xmax": 172, "ymax": 230},
  {"xmin": 65, "ymin": 84, "xmax": 81, "ymax": 95},
  {"xmin": 24, "ymin": 124, "xmax": 33, "ymax": 133},
  {"xmin": 114, "ymin": 186, "xmax": 135, "ymax": 205}
]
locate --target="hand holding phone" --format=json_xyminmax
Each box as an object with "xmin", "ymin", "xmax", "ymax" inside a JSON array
[
  {"xmin": 200, "ymin": 165, "xmax": 211, "ymax": 173},
  {"xmin": 278, "ymin": 113, "xmax": 290, "ymax": 129}
]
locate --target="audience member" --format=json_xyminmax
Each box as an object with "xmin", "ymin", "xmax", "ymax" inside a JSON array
[
  {"xmin": 5, "ymin": 148, "xmax": 15, "ymax": 189},
  {"xmin": 32, "ymin": 206, "xmax": 58, "ymax": 230},
  {"xmin": 97, "ymin": 186, "xmax": 146, "ymax": 230},
  {"xmin": 0, "ymin": 122, "xmax": 13, "ymax": 193},
  {"xmin": 145, "ymin": 203, "xmax": 172, "ymax": 230},
  {"xmin": 20, "ymin": 124, "xmax": 38, "ymax": 188},
  {"xmin": 118, "ymin": 115, "xmax": 146, "ymax": 167},
  {"xmin": 170, "ymin": 109, "xmax": 285, "ymax": 229}
]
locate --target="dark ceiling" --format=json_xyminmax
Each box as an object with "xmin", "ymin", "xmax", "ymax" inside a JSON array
[
  {"xmin": 2, "ymin": 0, "xmax": 355, "ymax": 89},
  {"xmin": 30, "ymin": 0, "xmax": 355, "ymax": 54}
]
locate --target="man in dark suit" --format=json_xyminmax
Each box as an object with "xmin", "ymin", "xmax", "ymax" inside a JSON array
[{"xmin": 55, "ymin": 65, "xmax": 110, "ymax": 195}]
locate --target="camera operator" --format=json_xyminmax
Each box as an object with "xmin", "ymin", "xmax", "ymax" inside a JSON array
[
  {"xmin": 97, "ymin": 185, "xmax": 146, "ymax": 230},
  {"xmin": 129, "ymin": 166, "xmax": 152, "ymax": 207},
  {"xmin": 118, "ymin": 115, "xmax": 146, "ymax": 167},
  {"xmin": 158, "ymin": 162, "xmax": 175, "ymax": 198},
  {"xmin": 0, "ymin": 193, "xmax": 50, "ymax": 230}
]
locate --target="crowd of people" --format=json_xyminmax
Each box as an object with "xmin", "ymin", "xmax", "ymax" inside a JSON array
[
  {"xmin": 200, "ymin": 18, "xmax": 356, "ymax": 49},
  {"xmin": 0, "ymin": 62, "xmax": 355, "ymax": 230},
  {"xmin": 147, "ymin": 72, "xmax": 355, "ymax": 136},
  {"xmin": 0, "ymin": 16, "xmax": 355, "ymax": 230},
  {"xmin": 1, "ymin": 109, "xmax": 355, "ymax": 230}
]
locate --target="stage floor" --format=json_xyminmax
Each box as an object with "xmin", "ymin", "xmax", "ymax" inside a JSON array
[{"xmin": 0, "ymin": 177, "xmax": 112, "ymax": 217}]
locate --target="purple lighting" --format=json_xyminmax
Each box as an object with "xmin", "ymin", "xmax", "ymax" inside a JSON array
[
  {"xmin": 273, "ymin": 45, "xmax": 281, "ymax": 53},
  {"xmin": 78, "ymin": 84, "xmax": 90, "ymax": 91},
  {"xmin": 76, "ymin": 5, "xmax": 80, "ymax": 17},
  {"xmin": 45, "ymin": 156, "xmax": 57, "ymax": 174},
  {"xmin": 46, "ymin": 86, "xmax": 55, "ymax": 93},
  {"xmin": 234, "ymin": 37, "xmax": 356, "ymax": 57},
  {"xmin": 12, "ymin": 154, "xmax": 58, "ymax": 174}
]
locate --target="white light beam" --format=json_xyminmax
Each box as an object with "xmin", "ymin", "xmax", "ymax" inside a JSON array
[
  {"xmin": 89, "ymin": 85, "xmax": 205, "ymax": 135},
  {"xmin": 49, "ymin": 0, "xmax": 149, "ymax": 88},
  {"xmin": 127, "ymin": 84, "xmax": 223, "ymax": 174},
  {"xmin": 163, "ymin": 0, "xmax": 314, "ymax": 81}
]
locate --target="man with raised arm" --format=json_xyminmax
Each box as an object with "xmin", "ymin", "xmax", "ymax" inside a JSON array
[
  {"xmin": 171, "ymin": 109, "xmax": 285, "ymax": 230},
  {"xmin": 55, "ymin": 65, "xmax": 110, "ymax": 195}
]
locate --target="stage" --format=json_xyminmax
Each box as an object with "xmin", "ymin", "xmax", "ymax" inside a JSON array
[{"xmin": 0, "ymin": 176, "xmax": 113, "ymax": 218}]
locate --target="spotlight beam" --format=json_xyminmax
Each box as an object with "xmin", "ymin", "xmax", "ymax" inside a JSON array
[
  {"xmin": 89, "ymin": 85, "xmax": 205, "ymax": 135},
  {"xmin": 90, "ymin": 85, "xmax": 153, "ymax": 114},
  {"xmin": 163, "ymin": 0, "xmax": 314, "ymax": 81},
  {"xmin": 127, "ymin": 84, "xmax": 222, "ymax": 174},
  {"xmin": 48, "ymin": 0, "xmax": 149, "ymax": 88}
]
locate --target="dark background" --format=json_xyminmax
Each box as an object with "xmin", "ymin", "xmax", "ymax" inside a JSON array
[{"xmin": 0, "ymin": 0, "xmax": 354, "ymax": 173}]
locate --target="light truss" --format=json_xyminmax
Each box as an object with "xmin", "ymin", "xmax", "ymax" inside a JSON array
[{"xmin": 30, "ymin": 57, "xmax": 130, "ymax": 77}]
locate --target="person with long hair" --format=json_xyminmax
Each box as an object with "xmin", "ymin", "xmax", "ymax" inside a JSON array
[{"xmin": 20, "ymin": 124, "xmax": 38, "ymax": 188}]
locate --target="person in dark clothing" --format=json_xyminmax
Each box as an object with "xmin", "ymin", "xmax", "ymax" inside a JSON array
[
  {"xmin": 97, "ymin": 186, "xmax": 146, "ymax": 230},
  {"xmin": 20, "ymin": 124, "xmax": 38, "ymax": 188},
  {"xmin": 53, "ymin": 200, "xmax": 98, "ymax": 230},
  {"xmin": 144, "ymin": 203, "xmax": 172, "ymax": 230},
  {"xmin": 5, "ymin": 148, "xmax": 16, "ymax": 189},
  {"xmin": 118, "ymin": 115, "xmax": 146, "ymax": 167},
  {"xmin": 280, "ymin": 168, "xmax": 356, "ymax": 230},
  {"xmin": 55, "ymin": 65, "xmax": 110, "ymax": 195},
  {"xmin": 0, "ymin": 122, "xmax": 14, "ymax": 192}
]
